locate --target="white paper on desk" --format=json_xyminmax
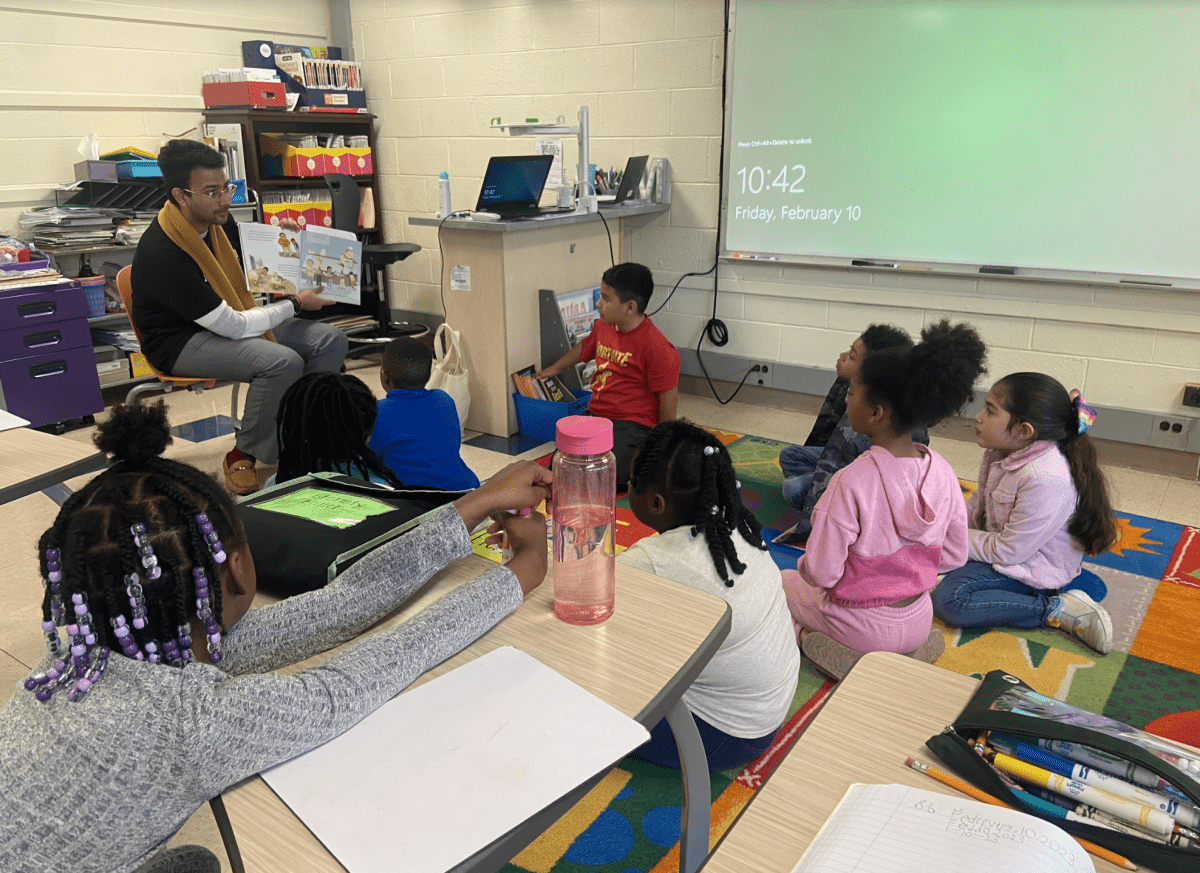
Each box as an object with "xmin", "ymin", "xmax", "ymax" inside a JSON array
[
  {"xmin": 261, "ymin": 646, "xmax": 650, "ymax": 873},
  {"xmin": 793, "ymin": 783, "xmax": 1094, "ymax": 873}
]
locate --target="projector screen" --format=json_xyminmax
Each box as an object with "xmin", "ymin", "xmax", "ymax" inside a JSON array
[{"xmin": 722, "ymin": 0, "xmax": 1200, "ymax": 287}]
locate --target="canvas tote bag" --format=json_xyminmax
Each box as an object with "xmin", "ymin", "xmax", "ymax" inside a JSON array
[{"xmin": 426, "ymin": 323, "xmax": 470, "ymax": 429}]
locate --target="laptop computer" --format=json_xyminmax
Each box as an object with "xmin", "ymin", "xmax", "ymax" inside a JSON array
[
  {"xmin": 475, "ymin": 155, "xmax": 569, "ymax": 218},
  {"xmin": 598, "ymin": 155, "xmax": 649, "ymax": 206}
]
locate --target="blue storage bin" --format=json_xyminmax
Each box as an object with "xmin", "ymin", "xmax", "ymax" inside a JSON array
[
  {"xmin": 115, "ymin": 160, "xmax": 162, "ymax": 179},
  {"xmin": 512, "ymin": 391, "xmax": 590, "ymax": 443}
]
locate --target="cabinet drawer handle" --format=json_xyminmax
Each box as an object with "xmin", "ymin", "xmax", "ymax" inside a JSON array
[
  {"xmin": 29, "ymin": 360, "xmax": 67, "ymax": 379},
  {"xmin": 17, "ymin": 301, "xmax": 57, "ymax": 319},
  {"xmin": 23, "ymin": 330, "xmax": 62, "ymax": 349}
]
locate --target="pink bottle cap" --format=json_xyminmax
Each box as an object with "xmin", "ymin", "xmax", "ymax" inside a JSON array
[{"xmin": 555, "ymin": 415, "xmax": 613, "ymax": 455}]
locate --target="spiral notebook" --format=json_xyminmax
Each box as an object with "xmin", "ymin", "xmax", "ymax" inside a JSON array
[{"xmin": 793, "ymin": 783, "xmax": 1094, "ymax": 873}]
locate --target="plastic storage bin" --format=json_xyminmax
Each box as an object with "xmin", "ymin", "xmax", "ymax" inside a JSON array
[
  {"xmin": 115, "ymin": 160, "xmax": 162, "ymax": 179},
  {"xmin": 512, "ymin": 391, "xmax": 590, "ymax": 443}
]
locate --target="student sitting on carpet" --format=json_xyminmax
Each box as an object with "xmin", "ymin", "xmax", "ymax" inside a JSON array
[
  {"xmin": 0, "ymin": 400, "xmax": 551, "ymax": 873},
  {"xmin": 776, "ymin": 324, "xmax": 927, "ymax": 545},
  {"xmin": 931, "ymin": 372, "xmax": 1118, "ymax": 653},
  {"xmin": 619, "ymin": 420, "xmax": 800, "ymax": 770},
  {"xmin": 536, "ymin": 263, "xmax": 680, "ymax": 491},
  {"xmin": 369, "ymin": 337, "xmax": 480, "ymax": 492},
  {"xmin": 270, "ymin": 372, "xmax": 403, "ymax": 489},
  {"xmin": 784, "ymin": 320, "xmax": 988, "ymax": 680}
]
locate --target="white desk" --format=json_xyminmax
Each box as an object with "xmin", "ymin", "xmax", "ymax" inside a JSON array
[
  {"xmin": 224, "ymin": 551, "xmax": 729, "ymax": 873},
  {"xmin": 701, "ymin": 653, "xmax": 1130, "ymax": 873},
  {"xmin": 0, "ymin": 427, "xmax": 107, "ymax": 506}
]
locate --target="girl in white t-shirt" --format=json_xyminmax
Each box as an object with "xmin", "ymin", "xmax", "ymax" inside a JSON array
[{"xmin": 619, "ymin": 420, "xmax": 801, "ymax": 770}]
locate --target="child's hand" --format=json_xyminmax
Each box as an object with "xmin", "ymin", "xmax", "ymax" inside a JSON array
[
  {"xmin": 454, "ymin": 461, "xmax": 552, "ymax": 530},
  {"xmin": 489, "ymin": 511, "xmax": 548, "ymax": 596}
]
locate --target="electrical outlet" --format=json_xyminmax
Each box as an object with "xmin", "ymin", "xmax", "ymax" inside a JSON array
[
  {"xmin": 1149, "ymin": 415, "xmax": 1192, "ymax": 451},
  {"xmin": 749, "ymin": 363, "xmax": 773, "ymax": 388},
  {"xmin": 1184, "ymin": 384, "xmax": 1200, "ymax": 409}
]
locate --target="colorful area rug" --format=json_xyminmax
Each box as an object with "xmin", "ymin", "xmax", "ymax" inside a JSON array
[{"xmin": 490, "ymin": 430, "xmax": 1200, "ymax": 873}]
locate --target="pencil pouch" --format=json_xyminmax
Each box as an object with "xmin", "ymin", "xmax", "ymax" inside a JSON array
[{"xmin": 926, "ymin": 670, "xmax": 1200, "ymax": 873}]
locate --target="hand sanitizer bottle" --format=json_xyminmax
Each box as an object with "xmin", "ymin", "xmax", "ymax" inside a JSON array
[
  {"xmin": 438, "ymin": 171, "xmax": 452, "ymax": 218},
  {"xmin": 557, "ymin": 176, "xmax": 573, "ymax": 209}
]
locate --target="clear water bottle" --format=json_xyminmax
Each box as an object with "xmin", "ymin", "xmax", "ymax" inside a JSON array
[
  {"xmin": 551, "ymin": 416, "xmax": 616, "ymax": 625},
  {"xmin": 438, "ymin": 171, "xmax": 452, "ymax": 218}
]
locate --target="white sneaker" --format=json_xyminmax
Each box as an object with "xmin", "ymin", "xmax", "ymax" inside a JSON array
[{"xmin": 1051, "ymin": 590, "xmax": 1113, "ymax": 655}]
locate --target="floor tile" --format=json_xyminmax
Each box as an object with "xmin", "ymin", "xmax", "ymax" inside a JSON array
[{"xmin": 171, "ymin": 415, "xmax": 239, "ymax": 443}]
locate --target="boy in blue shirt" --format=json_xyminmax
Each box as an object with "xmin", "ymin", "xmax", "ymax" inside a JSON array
[{"xmin": 369, "ymin": 337, "xmax": 480, "ymax": 491}]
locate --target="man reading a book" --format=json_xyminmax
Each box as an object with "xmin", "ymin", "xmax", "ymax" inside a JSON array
[
  {"xmin": 537, "ymin": 262, "xmax": 680, "ymax": 490},
  {"xmin": 130, "ymin": 140, "xmax": 346, "ymax": 495}
]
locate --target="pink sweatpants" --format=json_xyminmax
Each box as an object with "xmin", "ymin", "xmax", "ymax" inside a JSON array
[{"xmin": 781, "ymin": 569, "xmax": 933, "ymax": 654}]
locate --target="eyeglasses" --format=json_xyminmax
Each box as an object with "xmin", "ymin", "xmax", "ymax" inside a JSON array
[{"xmin": 184, "ymin": 183, "xmax": 238, "ymax": 201}]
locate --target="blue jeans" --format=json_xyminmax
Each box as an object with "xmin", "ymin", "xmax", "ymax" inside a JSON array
[
  {"xmin": 931, "ymin": 560, "xmax": 1058, "ymax": 629},
  {"xmin": 633, "ymin": 711, "xmax": 778, "ymax": 771},
  {"xmin": 779, "ymin": 444, "xmax": 822, "ymax": 510}
]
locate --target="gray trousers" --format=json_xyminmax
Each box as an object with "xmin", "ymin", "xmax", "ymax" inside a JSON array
[{"xmin": 173, "ymin": 318, "xmax": 348, "ymax": 464}]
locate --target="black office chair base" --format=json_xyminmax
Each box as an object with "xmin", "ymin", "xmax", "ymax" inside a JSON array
[{"xmin": 344, "ymin": 321, "xmax": 431, "ymax": 358}]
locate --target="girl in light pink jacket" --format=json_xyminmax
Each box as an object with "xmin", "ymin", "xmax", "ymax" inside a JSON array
[
  {"xmin": 784, "ymin": 320, "xmax": 987, "ymax": 679},
  {"xmin": 931, "ymin": 372, "xmax": 1118, "ymax": 654}
]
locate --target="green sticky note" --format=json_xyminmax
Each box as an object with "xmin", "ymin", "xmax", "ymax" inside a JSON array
[{"xmin": 253, "ymin": 487, "xmax": 396, "ymax": 529}]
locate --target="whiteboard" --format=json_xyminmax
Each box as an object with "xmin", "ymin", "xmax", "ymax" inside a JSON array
[{"xmin": 722, "ymin": 0, "xmax": 1200, "ymax": 288}]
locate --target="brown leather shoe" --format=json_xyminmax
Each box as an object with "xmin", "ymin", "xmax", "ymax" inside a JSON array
[{"xmin": 223, "ymin": 456, "xmax": 259, "ymax": 495}]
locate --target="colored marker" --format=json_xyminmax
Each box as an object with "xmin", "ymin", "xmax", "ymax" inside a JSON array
[
  {"xmin": 905, "ymin": 757, "xmax": 1138, "ymax": 870},
  {"xmin": 989, "ymin": 736, "xmax": 1200, "ymax": 828},
  {"xmin": 993, "ymin": 733, "xmax": 1194, "ymax": 802},
  {"xmin": 991, "ymin": 751, "xmax": 1176, "ymax": 836}
]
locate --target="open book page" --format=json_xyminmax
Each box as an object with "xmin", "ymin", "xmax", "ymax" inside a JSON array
[
  {"xmin": 238, "ymin": 222, "xmax": 301, "ymax": 296},
  {"xmin": 793, "ymin": 783, "xmax": 1094, "ymax": 873},
  {"xmin": 298, "ymin": 226, "xmax": 361, "ymax": 305}
]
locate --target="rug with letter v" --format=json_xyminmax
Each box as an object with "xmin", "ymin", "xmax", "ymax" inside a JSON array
[{"xmin": 495, "ymin": 429, "xmax": 1200, "ymax": 873}]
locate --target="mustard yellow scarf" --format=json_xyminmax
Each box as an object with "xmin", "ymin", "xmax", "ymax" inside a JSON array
[{"xmin": 158, "ymin": 201, "xmax": 275, "ymax": 343}]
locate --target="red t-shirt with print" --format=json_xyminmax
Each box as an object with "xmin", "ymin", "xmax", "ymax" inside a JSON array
[{"xmin": 580, "ymin": 317, "xmax": 680, "ymax": 429}]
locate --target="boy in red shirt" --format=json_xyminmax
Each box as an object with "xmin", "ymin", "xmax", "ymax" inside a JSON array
[{"xmin": 538, "ymin": 263, "xmax": 680, "ymax": 489}]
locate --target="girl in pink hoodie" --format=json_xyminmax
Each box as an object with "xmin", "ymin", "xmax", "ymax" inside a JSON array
[
  {"xmin": 783, "ymin": 320, "xmax": 987, "ymax": 679},
  {"xmin": 931, "ymin": 373, "xmax": 1118, "ymax": 654}
]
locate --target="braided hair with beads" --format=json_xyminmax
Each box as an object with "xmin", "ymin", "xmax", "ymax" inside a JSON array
[
  {"xmin": 627, "ymin": 420, "xmax": 766, "ymax": 587},
  {"xmin": 275, "ymin": 372, "xmax": 403, "ymax": 488},
  {"xmin": 28, "ymin": 401, "xmax": 243, "ymax": 702}
]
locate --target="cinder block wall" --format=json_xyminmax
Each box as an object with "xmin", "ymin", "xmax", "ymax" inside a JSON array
[
  {"xmin": 0, "ymin": 0, "xmax": 331, "ymax": 236},
  {"xmin": 353, "ymin": 0, "xmax": 1200, "ymax": 426},
  {"xmin": 4, "ymin": 0, "xmax": 1198, "ymax": 427}
]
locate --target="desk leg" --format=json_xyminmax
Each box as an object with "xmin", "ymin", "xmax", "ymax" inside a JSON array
[
  {"xmin": 665, "ymin": 698, "xmax": 710, "ymax": 873},
  {"xmin": 41, "ymin": 484, "xmax": 72, "ymax": 507}
]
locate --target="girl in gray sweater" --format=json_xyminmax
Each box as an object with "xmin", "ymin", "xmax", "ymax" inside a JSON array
[{"xmin": 0, "ymin": 401, "xmax": 550, "ymax": 873}]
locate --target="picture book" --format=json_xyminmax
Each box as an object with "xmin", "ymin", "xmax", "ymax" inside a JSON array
[
  {"xmin": 539, "ymin": 374, "xmax": 575, "ymax": 403},
  {"xmin": 556, "ymin": 285, "xmax": 601, "ymax": 345},
  {"xmin": 238, "ymin": 223, "xmax": 361, "ymax": 305},
  {"xmin": 511, "ymin": 366, "xmax": 543, "ymax": 399}
]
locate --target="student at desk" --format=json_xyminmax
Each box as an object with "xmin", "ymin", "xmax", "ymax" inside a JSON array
[
  {"xmin": 0, "ymin": 401, "xmax": 550, "ymax": 873},
  {"xmin": 537, "ymin": 263, "xmax": 680, "ymax": 490}
]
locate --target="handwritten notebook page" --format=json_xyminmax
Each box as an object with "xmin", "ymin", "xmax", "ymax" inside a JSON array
[{"xmin": 792, "ymin": 783, "xmax": 1094, "ymax": 873}]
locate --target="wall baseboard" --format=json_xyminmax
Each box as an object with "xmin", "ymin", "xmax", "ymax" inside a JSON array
[{"xmin": 679, "ymin": 348, "xmax": 1200, "ymax": 481}]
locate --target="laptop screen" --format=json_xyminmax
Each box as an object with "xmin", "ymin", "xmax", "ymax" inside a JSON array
[{"xmin": 476, "ymin": 155, "xmax": 554, "ymax": 213}]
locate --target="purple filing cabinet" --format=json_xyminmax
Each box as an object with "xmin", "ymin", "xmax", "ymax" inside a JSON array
[{"xmin": 0, "ymin": 279, "xmax": 103, "ymax": 428}]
